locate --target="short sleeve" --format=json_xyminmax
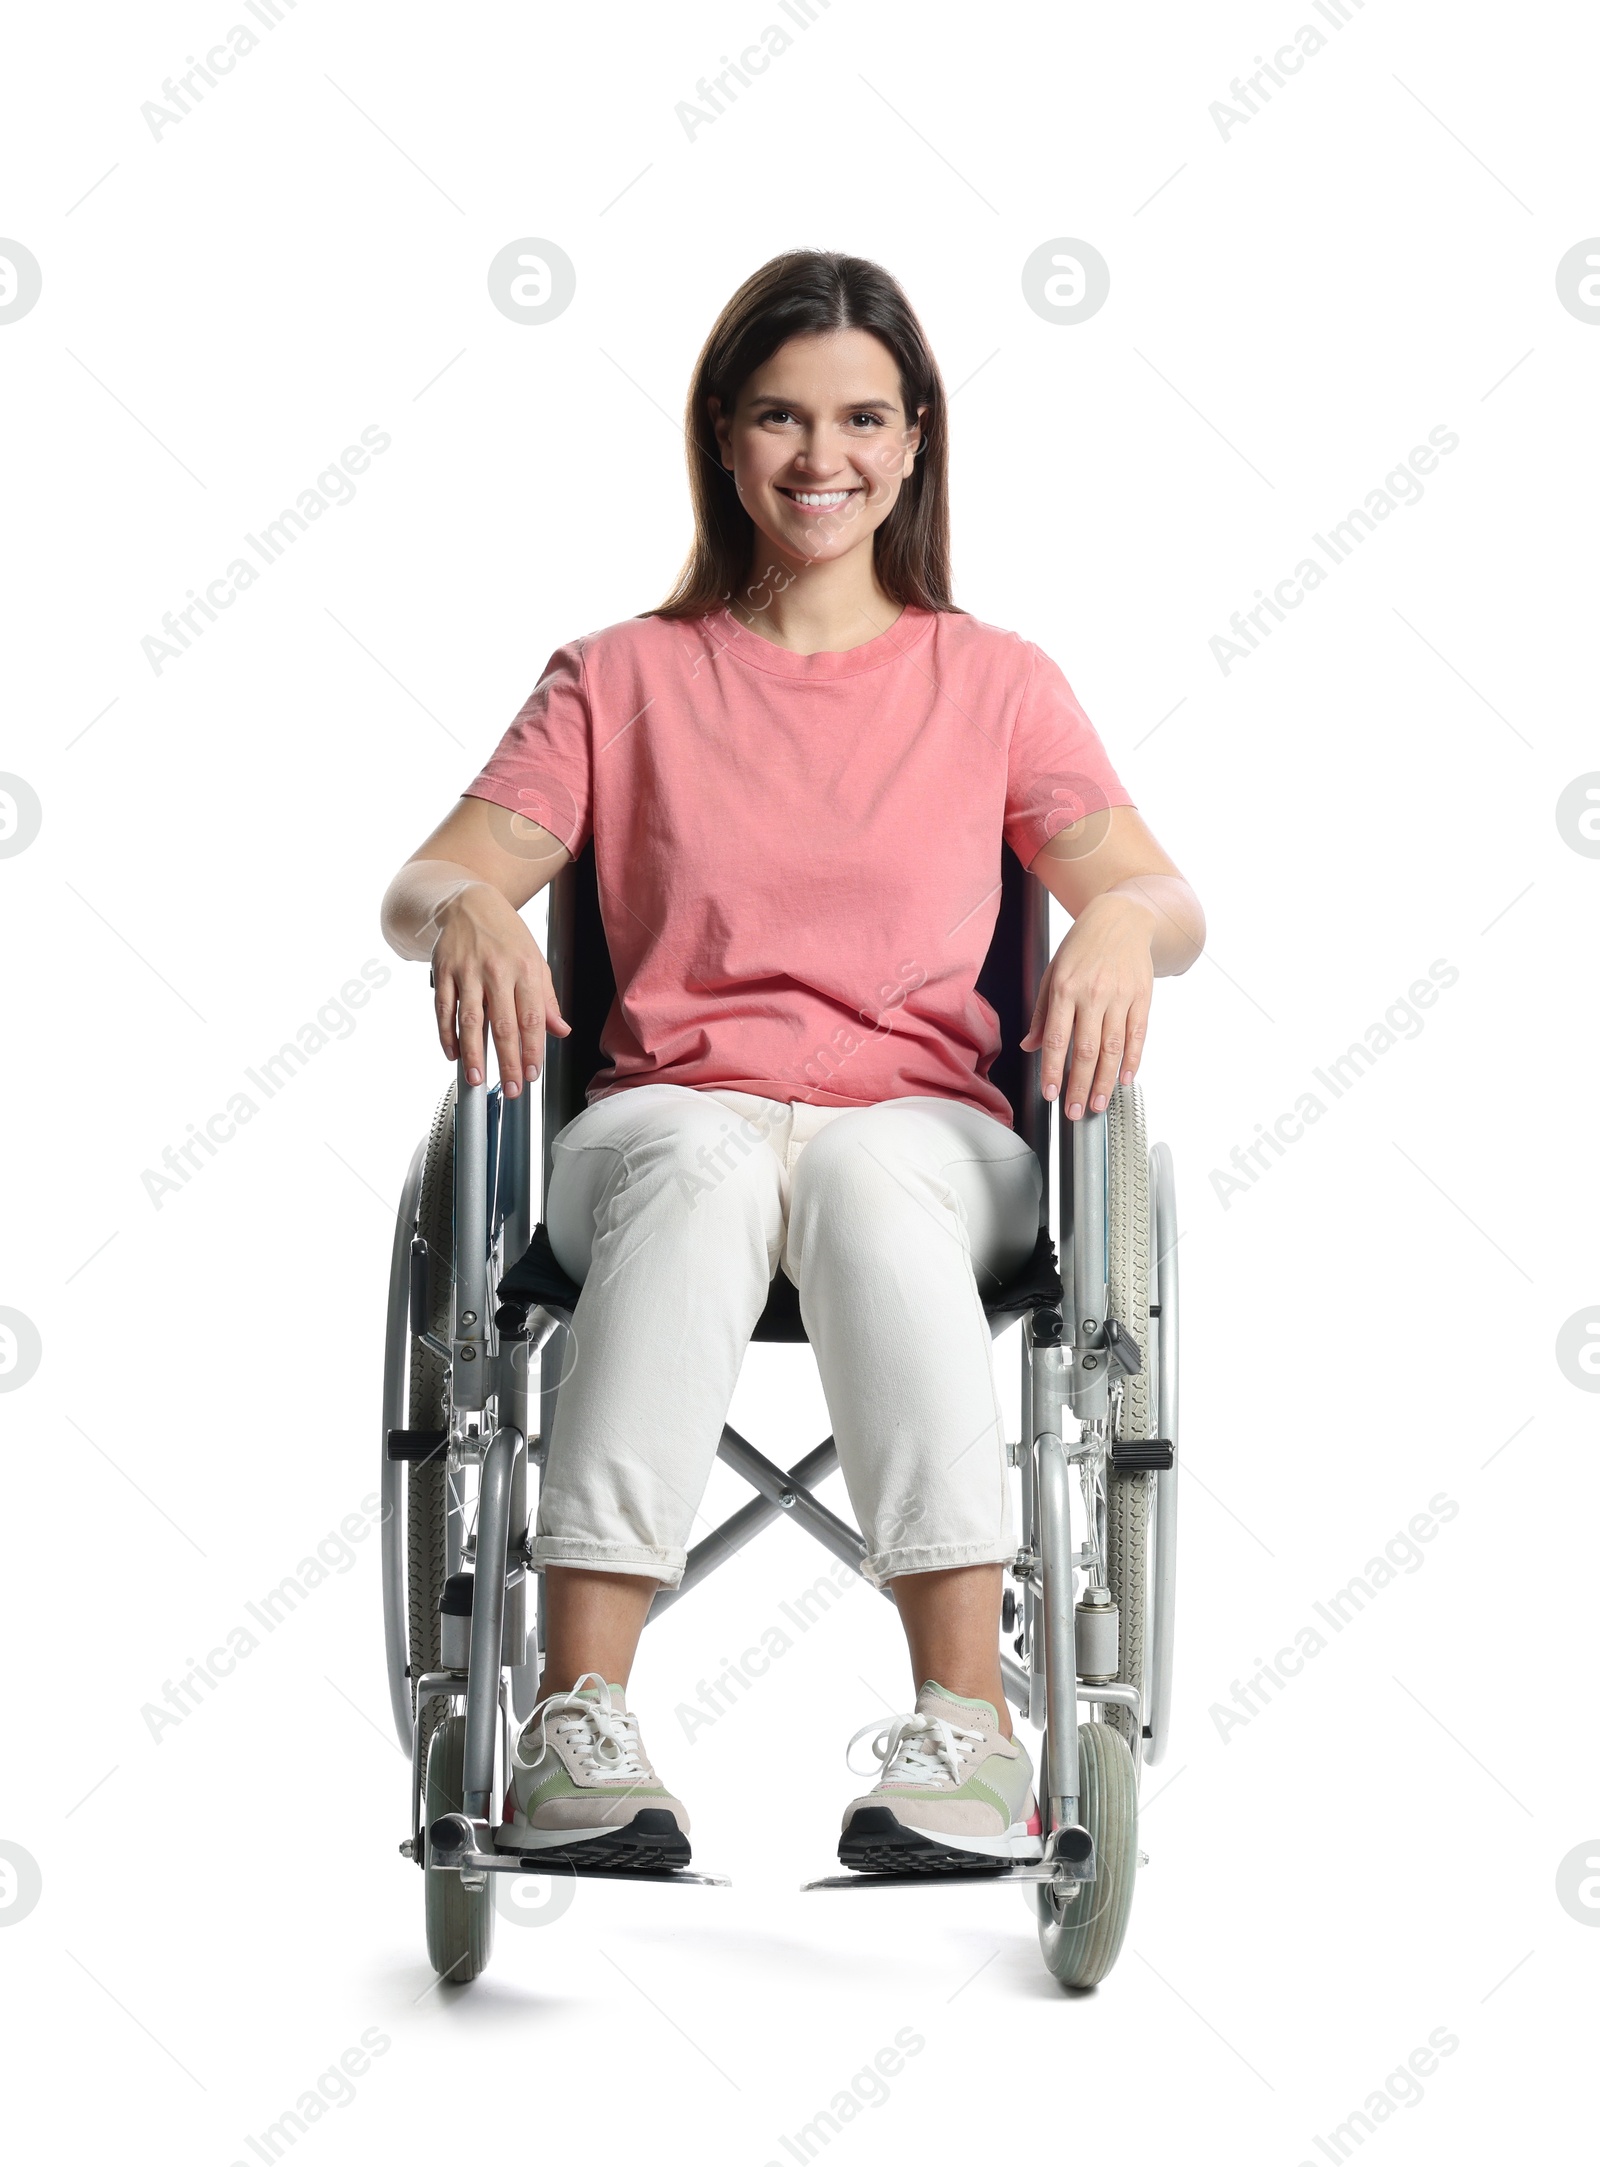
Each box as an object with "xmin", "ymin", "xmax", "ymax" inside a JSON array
[
  {"xmin": 1003, "ymin": 643, "xmax": 1135, "ymax": 871},
  {"xmin": 461, "ymin": 640, "xmax": 592, "ymax": 858}
]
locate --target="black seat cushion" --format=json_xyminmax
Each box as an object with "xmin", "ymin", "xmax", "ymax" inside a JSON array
[
  {"xmin": 497, "ymin": 1222, "xmax": 580, "ymax": 1315},
  {"xmin": 497, "ymin": 1220, "xmax": 1061, "ymax": 1346}
]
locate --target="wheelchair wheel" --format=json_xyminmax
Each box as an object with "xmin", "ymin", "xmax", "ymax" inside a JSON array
[
  {"xmin": 424, "ymin": 1711, "xmax": 495, "ymax": 1983},
  {"xmin": 406, "ymin": 1081, "xmax": 457, "ymax": 1771},
  {"xmin": 1036, "ymin": 1721, "xmax": 1138, "ymax": 1988},
  {"xmin": 1102, "ymin": 1085, "xmax": 1152, "ymax": 1754}
]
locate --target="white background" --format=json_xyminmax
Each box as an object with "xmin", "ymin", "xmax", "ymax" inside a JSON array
[{"xmin": 1, "ymin": 1, "xmax": 1595, "ymax": 2160}]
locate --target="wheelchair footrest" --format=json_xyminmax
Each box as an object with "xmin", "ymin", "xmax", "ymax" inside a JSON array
[
  {"xmin": 502, "ymin": 1860, "xmax": 731, "ymax": 1886},
  {"xmin": 802, "ymin": 1865, "xmax": 1063, "ymax": 1890},
  {"xmin": 425, "ymin": 1813, "xmax": 729, "ymax": 1885},
  {"xmin": 428, "ymin": 1845, "xmax": 730, "ymax": 1887},
  {"xmin": 1109, "ymin": 1438, "xmax": 1174, "ymax": 1471}
]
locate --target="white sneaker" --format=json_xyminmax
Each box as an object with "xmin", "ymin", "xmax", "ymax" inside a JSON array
[
  {"xmin": 839, "ymin": 1681, "xmax": 1043, "ymax": 1873},
  {"xmin": 494, "ymin": 1674, "xmax": 691, "ymax": 1871}
]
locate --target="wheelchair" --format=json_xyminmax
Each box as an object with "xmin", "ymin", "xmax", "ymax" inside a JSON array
[{"xmin": 380, "ymin": 839, "xmax": 1181, "ymax": 1990}]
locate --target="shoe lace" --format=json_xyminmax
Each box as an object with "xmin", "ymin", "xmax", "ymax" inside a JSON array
[
  {"xmin": 511, "ymin": 1671, "xmax": 649, "ymax": 1781},
  {"xmin": 845, "ymin": 1710, "xmax": 984, "ymax": 1788}
]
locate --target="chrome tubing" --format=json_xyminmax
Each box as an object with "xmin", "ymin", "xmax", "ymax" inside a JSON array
[
  {"xmin": 1037, "ymin": 1429, "xmax": 1080, "ymax": 1830},
  {"xmin": 452, "ymin": 1062, "xmax": 490, "ymax": 1414},
  {"xmin": 1069, "ymin": 1105, "xmax": 1108, "ymax": 1421},
  {"xmin": 498, "ymin": 1089, "xmax": 540, "ymax": 1721},
  {"xmin": 1144, "ymin": 1140, "xmax": 1181, "ymax": 1766},
  {"xmin": 715, "ymin": 1427, "xmax": 873, "ymax": 1582},
  {"xmin": 650, "ymin": 1439, "xmax": 844, "ymax": 1611},
  {"xmin": 497, "ymin": 1085, "xmax": 533, "ymax": 1439},
  {"xmin": 1020, "ymin": 1334, "xmax": 1039, "ymax": 1729},
  {"xmin": 462, "ymin": 1424, "xmax": 522, "ymax": 1820},
  {"xmin": 1027, "ymin": 1331, "xmax": 1071, "ymax": 1729}
]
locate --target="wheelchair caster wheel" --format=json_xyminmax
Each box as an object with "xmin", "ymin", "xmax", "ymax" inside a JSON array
[
  {"xmin": 424, "ymin": 1713, "xmax": 495, "ymax": 1984},
  {"xmin": 1036, "ymin": 1722, "xmax": 1138, "ymax": 1989}
]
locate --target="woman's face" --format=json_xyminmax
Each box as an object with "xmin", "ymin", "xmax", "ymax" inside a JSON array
[{"xmin": 710, "ymin": 328, "xmax": 926, "ymax": 577}]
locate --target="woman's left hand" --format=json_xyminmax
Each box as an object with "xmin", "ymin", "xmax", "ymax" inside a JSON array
[{"xmin": 1019, "ymin": 892, "xmax": 1156, "ymax": 1117}]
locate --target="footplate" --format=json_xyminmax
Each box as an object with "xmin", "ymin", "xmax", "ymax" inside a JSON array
[
  {"xmin": 802, "ymin": 1863, "xmax": 1065, "ymax": 1891},
  {"xmin": 804, "ymin": 1821, "xmax": 1097, "ymax": 1893},
  {"xmin": 423, "ymin": 1813, "xmax": 730, "ymax": 1887}
]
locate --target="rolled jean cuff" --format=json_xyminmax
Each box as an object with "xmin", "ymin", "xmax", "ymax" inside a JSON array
[
  {"xmin": 860, "ymin": 1539, "xmax": 1013, "ymax": 1589},
  {"xmin": 530, "ymin": 1535, "xmax": 685, "ymax": 1588}
]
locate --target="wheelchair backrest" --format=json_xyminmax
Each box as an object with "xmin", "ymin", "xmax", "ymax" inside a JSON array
[{"xmin": 541, "ymin": 838, "xmax": 1051, "ymax": 1224}]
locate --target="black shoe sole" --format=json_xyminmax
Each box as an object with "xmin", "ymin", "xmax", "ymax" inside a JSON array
[
  {"xmin": 500, "ymin": 1808, "xmax": 691, "ymax": 1875},
  {"xmin": 838, "ymin": 1806, "xmax": 1014, "ymax": 1877}
]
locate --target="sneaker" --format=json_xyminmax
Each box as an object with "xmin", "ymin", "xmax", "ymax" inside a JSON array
[
  {"xmin": 838, "ymin": 1680, "xmax": 1043, "ymax": 1874},
  {"xmin": 494, "ymin": 1673, "xmax": 691, "ymax": 1872}
]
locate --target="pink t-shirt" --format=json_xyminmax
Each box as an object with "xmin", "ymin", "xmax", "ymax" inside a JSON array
[{"xmin": 463, "ymin": 603, "xmax": 1134, "ymax": 1129}]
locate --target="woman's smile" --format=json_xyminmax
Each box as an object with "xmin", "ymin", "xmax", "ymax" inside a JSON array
[{"xmin": 775, "ymin": 483, "xmax": 865, "ymax": 514}]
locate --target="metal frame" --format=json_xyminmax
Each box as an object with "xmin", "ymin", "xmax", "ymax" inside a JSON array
[
  {"xmin": 1144, "ymin": 1140, "xmax": 1181, "ymax": 1767},
  {"xmin": 383, "ymin": 999, "xmax": 1180, "ymax": 1895}
]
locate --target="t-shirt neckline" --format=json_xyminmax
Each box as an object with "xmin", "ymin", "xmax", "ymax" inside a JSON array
[{"xmin": 702, "ymin": 602, "xmax": 937, "ymax": 679}]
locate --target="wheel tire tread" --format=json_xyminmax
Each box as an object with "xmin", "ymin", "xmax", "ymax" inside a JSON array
[
  {"xmin": 1036, "ymin": 1722, "xmax": 1138, "ymax": 1988},
  {"xmin": 424, "ymin": 1713, "xmax": 495, "ymax": 1983},
  {"xmin": 407, "ymin": 1081, "xmax": 456, "ymax": 1769}
]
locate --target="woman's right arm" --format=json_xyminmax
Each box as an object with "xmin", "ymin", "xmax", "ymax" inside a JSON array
[{"xmin": 379, "ymin": 796, "xmax": 574, "ymax": 1098}]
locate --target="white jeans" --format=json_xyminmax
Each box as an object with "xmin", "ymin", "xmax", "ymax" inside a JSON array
[{"xmin": 535, "ymin": 1083, "xmax": 1041, "ymax": 1588}]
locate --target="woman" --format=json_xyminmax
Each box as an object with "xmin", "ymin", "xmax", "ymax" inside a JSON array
[{"xmin": 380, "ymin": 249, "xmax": 1205, "ymax": 1877}]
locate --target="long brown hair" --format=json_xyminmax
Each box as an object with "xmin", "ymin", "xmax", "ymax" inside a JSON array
[{"xmin": 645, "ymin": 250, "xmax": 962, "ymax": 621}]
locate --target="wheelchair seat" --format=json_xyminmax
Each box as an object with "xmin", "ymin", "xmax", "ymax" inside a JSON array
[
  {"xmin": 499, "ymin": 1214, "xmax": 1063, "ymax": 1344},
  {"xmin": 496, "ymin": 839, "xmax": 1063, "ymax": 1344}
]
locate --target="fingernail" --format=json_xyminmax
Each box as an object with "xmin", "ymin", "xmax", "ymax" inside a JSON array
[
  {"xmin": 1067, "ymin": 1101, "xmax": 1083, "ymax": 1120},
  {"xmin": 1043, "ymin": 1081, "xmax": 1056, "ymax": 1100},
  {"xmin": 1090, "ymin": 1092, "xmax": 1106, "ymax": 1111},
  {"xmin": 467, "ymin": 1067, "xmax": 482, "ymax": 1084}
]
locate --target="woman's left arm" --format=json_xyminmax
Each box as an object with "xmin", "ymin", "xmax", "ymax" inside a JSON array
[{"xmin": 1019, "ymin": 804, "xmax": 1206, "ymax": 1117}]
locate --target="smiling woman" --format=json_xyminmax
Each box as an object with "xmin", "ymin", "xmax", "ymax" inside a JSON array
[
  {"xmin": 706, "ymin": 347, "xmax": 922, "ymax": 616},
  {"xmin": 378, "ymin": 246, "xmax": 1206, "ymax": 1886},
  {"xmin": 652, "ymin": 259, "xmax": 952, "ymax": 635}
]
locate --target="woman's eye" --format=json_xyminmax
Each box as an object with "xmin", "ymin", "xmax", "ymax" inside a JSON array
[{"xmin": 756, "ymin": 409, "xmax": 885, "ymax": 427}]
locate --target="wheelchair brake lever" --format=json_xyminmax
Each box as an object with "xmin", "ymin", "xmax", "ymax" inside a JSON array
[{"xmin": 1102, "ymin": 1316, "xmax": 1142, "ymax": 1376}]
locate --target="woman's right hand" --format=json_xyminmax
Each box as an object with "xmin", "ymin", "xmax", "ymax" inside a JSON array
[{"xmin": 430, "ymin": 881, "xmax": 571, "ymax": 1096}]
